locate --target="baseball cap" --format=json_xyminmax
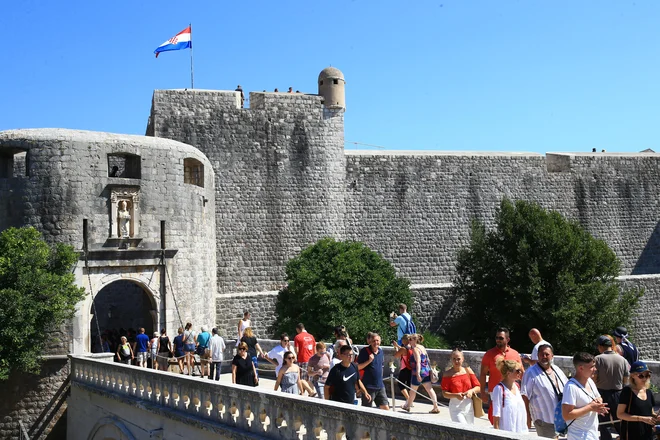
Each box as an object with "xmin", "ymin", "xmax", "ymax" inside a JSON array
[
  {"xmin": 630, "ymin": 361, "xmax": 649, "ymax": 374},
  {"xmin": 613, "ymin": 327, "xmax": 628, "ymax": 338},
  {"xmin": 597, "ymin": 335, "xmax": 612, "ymax": 347}
]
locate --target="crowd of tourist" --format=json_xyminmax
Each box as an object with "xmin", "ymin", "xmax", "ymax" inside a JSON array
[{"xmin": 96, "ymin": 305, "xmax": 657, "ymax": 439}]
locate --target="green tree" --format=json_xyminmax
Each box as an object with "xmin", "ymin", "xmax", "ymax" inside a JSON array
[
  {"xmin": 274, "ymin": 237, "xmax": 412, "ymax": 342},
  {"xmin": 0, "ymin": 227, "xmax": 85, "ymax": 380},
  {"xmin": 447, "ymin": 198, "xmax": 641, "ymax": 354}
]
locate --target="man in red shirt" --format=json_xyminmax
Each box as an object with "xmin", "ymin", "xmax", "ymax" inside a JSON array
[
  {"xmin": 294, "ymin": 323, "xmax": 317, "ymax": 395},
  {"xmin": 479, "ymin": 327, "xmax": 524, "ymax": 425}
]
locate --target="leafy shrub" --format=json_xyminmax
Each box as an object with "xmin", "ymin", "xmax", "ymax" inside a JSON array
[
  {"xmin": 274, "ymin": 237, "xmax": 412, "ymax": 342},
  {"xmin": 447, "ymin": 198, "xmax": 641, "ymax": 354}
]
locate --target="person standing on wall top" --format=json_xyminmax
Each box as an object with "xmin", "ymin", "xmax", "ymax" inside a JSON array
[
  {"xmin": 613, "ymin": 327, "xmax": 640, "ymax": 366},
  {"xmin": 389, "ymin": 303, "xmax": 414, "ymax": 345},
  {"xmin": 525, "ymin": 328, "xmax": 551, "ymax": 367},
  {"xmin": 595, "ymin": 335, "xmax": 629, "ymax": 440},
  {"xmin": 357, "ymin": 332, "xmax": 390, "ymax": 410},
  {"xmin": 325, "ymin": 344, "xmax": 371, "ymax": 405},
  {"xmin": 480, "ymin": 327, "xmax": 524, "ymax": 425},
  {"xmin": 521, "ymin": 344, "xmax": 569, "ymax": 437},
  {"xmin": 562, "ymin": 352, "xmax": 609, "ymax": 440},
  {"xmin": 208, "ymin": 328, "xmax": 226, "ymax": 381},
  {"xmin": 235, "ymin": 85, "xmax": 244, "ymax": 108},
  {"xmin": 294, "ymin": 323, "xmax": 317, "ymax": 395},
  {"xmin": 135, "ymin": 327, "xmax": 150, "ymax": 368},
  {"xmin": 236, "ymin": 311, "xmax": 251, "ymax": 347}
]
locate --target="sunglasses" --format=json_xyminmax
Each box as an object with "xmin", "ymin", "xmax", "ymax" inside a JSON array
[
  {"xmin": 286, "ymin": 357, "xmax": 295, "ymax": 360},
  {"xmin": 510, "ymin": 369, "xmax": 523, "ymax": 374},
  {"xmin": 282, "ymin": 339, "xmax": 289, "ymax": 342},
  {"xmin": 238, "ymin": 347, "xmax": 246, "ymax": 351},
  {"xmin": 638, "ymin": 372, "xmax": 651, "ymax": 379}
]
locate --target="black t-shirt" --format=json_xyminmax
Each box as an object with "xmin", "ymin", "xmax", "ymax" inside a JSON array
[
  {"xmin": 241, "ymin": 335, "xmax": 258, "ymax": 358},
  {"xmin": 326, "ymin": 362, "xmax": 359, "ymax": 404},
  {"xmin": 619, "ymin": 386, "xmax": 656, "ymax": 440},
  {"xmin": 232, "ymin": 355, "xmax": 256, "ymax": 387}
]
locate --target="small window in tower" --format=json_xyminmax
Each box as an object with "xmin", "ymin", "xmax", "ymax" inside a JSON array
[
  {"xmin": 333, "ymin": 79, "xmax": 338, "ymax": 85},
  {"xmin": 108, "ymin": 153, "xmax": 141, "ymax": 179},
  {"xmin": 319, "ymin": 80, "xmax": 323, "ymax": 86},
  {"xmin": 0, "ymin": 150, "xmax": 28, "ymax": 178},
  {"xmin": 184, "ymin": 158, "xmax": 204, "ymax": 188}
]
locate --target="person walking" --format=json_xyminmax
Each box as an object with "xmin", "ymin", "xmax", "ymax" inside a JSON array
[
  {"xmin": 441, "ymin": 347, "xmax": 480, "ymax": 424},
  {"xmin": 172, "ymin": 327, "xmax": 185, "ymax": 374},
  {"xmin": 307, "ymin": 342, "xmax": 331, "ymax": 399},
  {"xmin": 357, "ymin": 332, "xmax": 390, "ymax": 410},
  {"xmin": 613, "ymin": 327, "xmax": 640, "ymax": 366},
  {"xmin": 480, "ymin": 327, "xmax": 524, "ymax": 424},
  {"xmin": 403, "ymin": 333, "xmax": 440, "ymax": 414},
  {"xmin": 236, "ymin": 311, "xmax": 251, "ymax": 347},
  {"xmin": 196, "ymin": 326, "xmax": 212, "ymax": 379},
  {"xmin": 116, "ymin": 336, "xmax": 134, "ymax": 365},
  {"xmin": 274, "ymin": 351, "xmax": 303, "ymax": 395},
  {"xmin": 324, "ymin": 345, "xmax": 371, "ymax": 405},
  {"xmin": 562, "ymin": 352, "xmax": 609, "ymax": 440},
  {"xmin": 491, "ymin": 359, "xmax": 528, "ymax": 433},
  {"xmin": 149, "ymin": 332, "xmax": 159, "ymax": 369},
  {"xmin": 389, "ymin": 303, "xmax": 414, "ymax": 345},
  {"xmin": 526, "ymin": 328, "xmax": 551, "ymax": 367},
  {"xmin": 331, "ymin": 325, "xmax": 353, "ymax": 365},
  {"xmin": 135, "ymin": 328, "xmax": 150, "ymax": 368},
  {"xmin": 392, "ymin": 335, "xmax": 413, "ymax": 404},
  {"xmin": 265, "ymin": 333, "xmax": 294, "ymax": 377},
  {"xmin": 208, "ymin": 328, "xmax": 226, "ymax": 381},
  {"xmin": 240, "ymin": 327, "xmax": 265, "ymax": 378},
  {"xmin": 183, "ymin": 322, "xmax": 196, "ymax": 375},
  {"xmin": 521, "ymin": 343, "xmax": 569, "ymax": 437},
  {"xmin": 595, "ymin": 335, "xmax": 629, "ymax": 440},
  {"xmin": 232, "ymin": 342, "xmax": 258, "ymax": 386},
  {"xmin": 293, "ymin": 323, "xmax": 316, "ymax": 393},
  {"xmin": 617, "ymin": 361, "xmax": 658, "ymax": 440},
  {"xmin": 156, "ymin": 328, "xmax": 172, "ymax": 372}
]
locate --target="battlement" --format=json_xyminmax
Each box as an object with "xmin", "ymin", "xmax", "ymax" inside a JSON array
[{"xmin": 249, "ymin": 91, "xmax": 324, "ymax": 111}]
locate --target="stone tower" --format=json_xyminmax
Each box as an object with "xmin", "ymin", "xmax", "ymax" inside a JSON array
[{"xmin": 318, "ymin": 66, "xmax": 346, "ymax": 110}]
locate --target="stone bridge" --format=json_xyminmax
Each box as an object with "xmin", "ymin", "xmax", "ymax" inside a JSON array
[{"xmin": 68, "ymin": 355, "xmax": 530, "ymax": 440}]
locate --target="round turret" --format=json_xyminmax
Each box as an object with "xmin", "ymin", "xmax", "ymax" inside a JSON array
[{"xmin": 318, "ymin": 67, "xmax": 345, "ymax": 110}]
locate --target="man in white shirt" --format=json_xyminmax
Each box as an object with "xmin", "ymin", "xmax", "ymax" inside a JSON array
[
  {"xmin": 527, "ymin": 328, "xmax": 551, "ymax": 366},
  {"xmin": 265, "ymin": 333, "xmax": 295, "ymax": 376},
  {"xmin": 562, "ymin": 352, "xmax": 609, "ymax": 440},
  {"xmin": 522, "ymin": 344, "xmax": 568, "ymax": 437},
  {"xmin": 208, "ymin": 328, "xmax": 226, "ymax": 381}
]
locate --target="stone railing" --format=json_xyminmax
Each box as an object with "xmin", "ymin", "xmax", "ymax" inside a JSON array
[{"xmin": 70, "ymin": 355, "xmax": 532, "ymax": 440}]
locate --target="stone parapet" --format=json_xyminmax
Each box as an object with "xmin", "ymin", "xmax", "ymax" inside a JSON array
[{"xmin": 68, "ymin": 355, "xmax": 531, "ymax": 440}]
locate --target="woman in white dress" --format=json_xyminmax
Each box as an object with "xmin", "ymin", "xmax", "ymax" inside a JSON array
[
  {"xmin": 491, "ymin": 358, "xmax": 528, "ymax": 433},
  {"xmin": 236, "ymin": 311, "xmax": 251, "ymax": 347}
]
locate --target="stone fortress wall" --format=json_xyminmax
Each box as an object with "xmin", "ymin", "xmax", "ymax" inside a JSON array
[{"xmin": 146, "ymin": 69, "xmax": 660, "ymax": 353}]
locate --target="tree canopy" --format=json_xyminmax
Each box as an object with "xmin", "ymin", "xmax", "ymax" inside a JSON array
[
  {"xmin": 0, "ymin": 227, "xmax": 85, "ymax": 380},
  {"xmin": 274, "ymin": 237, "xmax": 412, "ymax": 342},
  {"xmin": 447, "ymin": 198, "xmax": 641, "ymax": 354}
]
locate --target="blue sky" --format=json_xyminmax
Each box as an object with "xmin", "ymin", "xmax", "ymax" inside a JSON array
[{"xmin": 2, "ymin": 1, "xmax": 659, "ymax": 154}]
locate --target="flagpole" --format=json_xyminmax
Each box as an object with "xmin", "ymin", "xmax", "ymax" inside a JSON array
[{"xmin": 189, "ymin": 23, "xmax": 194, "ymax": 89}]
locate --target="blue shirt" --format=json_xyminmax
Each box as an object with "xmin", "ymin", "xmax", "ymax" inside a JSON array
[
  {"xmin": 136, "ymin": 333, "xmax": 150, "ymax": 352},
  {"xmin": 394, "ymin": 313, "xmax": 411, "ymax": 341},
  {"xmin": 357, "ymin": 346, "xmax": 385, "ymax": 390},
  {"xmin": 197, "ymin": 331, "xmax": 211, "ymax": 347}
]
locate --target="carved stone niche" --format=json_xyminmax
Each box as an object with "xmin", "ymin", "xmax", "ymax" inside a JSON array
[{"xmin": 110, "ymin": 187, "xmax": 140, "ymax": 238}]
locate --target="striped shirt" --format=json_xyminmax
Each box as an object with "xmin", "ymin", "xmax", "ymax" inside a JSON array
[{"xmin": 521, "ymin": 363, "xmax": 568, "ymax": 423}]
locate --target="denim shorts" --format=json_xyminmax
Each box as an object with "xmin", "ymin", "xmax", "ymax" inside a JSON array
[
  {"xmin": 411, "ymin": 374, "xmax": 431, "ymax": 386},
  {"xmin": 184, "ymin": 343, "xmax": 196, "ymax": 353}
]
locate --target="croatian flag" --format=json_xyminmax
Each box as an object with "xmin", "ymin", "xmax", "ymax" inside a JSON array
[{"xmin": 154, "ymin": 26, "xmax": 192, "ymax": 58}]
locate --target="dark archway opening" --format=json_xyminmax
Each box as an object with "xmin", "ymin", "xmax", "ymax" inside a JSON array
[{"xmin": 90, "ymin": 280, "xmax": 156, "ymax": 354}]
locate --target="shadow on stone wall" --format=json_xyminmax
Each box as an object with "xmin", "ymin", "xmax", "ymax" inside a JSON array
[
  {"xmin": 0, "ymin": 358, "xmax": 70, "ymax": 440},
  {"xmin": 633, "ymin": 222, "xmax": 660, "ymax": 275}
]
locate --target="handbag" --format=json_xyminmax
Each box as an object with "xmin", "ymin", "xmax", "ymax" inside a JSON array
[{"xmin": 472, "ymin": 393, "xmax": 484, "ymax": 417}]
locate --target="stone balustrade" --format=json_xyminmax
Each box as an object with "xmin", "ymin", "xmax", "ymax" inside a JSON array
[{"xmin": 69, "ymin": 355, "xmax": 532, "ymax": 440}]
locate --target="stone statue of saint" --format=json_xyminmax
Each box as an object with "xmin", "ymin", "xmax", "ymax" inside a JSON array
[{"xmin": 117, "ymin": 200, "xmax": 131, "ymax": 238}]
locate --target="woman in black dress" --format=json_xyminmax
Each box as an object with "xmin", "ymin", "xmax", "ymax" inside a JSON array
[
  {"xmin": 232, "ymin": 342, "xmax": 258, "ymax": 386},
  {"xmin": 240, "ymin": 327, "xmax": 265, "ymax": 376},
  {"xmin": 617, "ymin": 361, "xmax": 658, "ymax": 440}
]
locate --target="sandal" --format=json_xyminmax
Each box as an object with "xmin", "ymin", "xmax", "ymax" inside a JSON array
[
  {"xmin": 309, "ymin": 391, "xmax": 317, "ymax": 398},
  {"xmin": 429, "ymin": 408, "xmax": 440, "ymax": 414},
  {"xmin": 401, "ymin": 405, "xmax": 410, "ymax": 412}
]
